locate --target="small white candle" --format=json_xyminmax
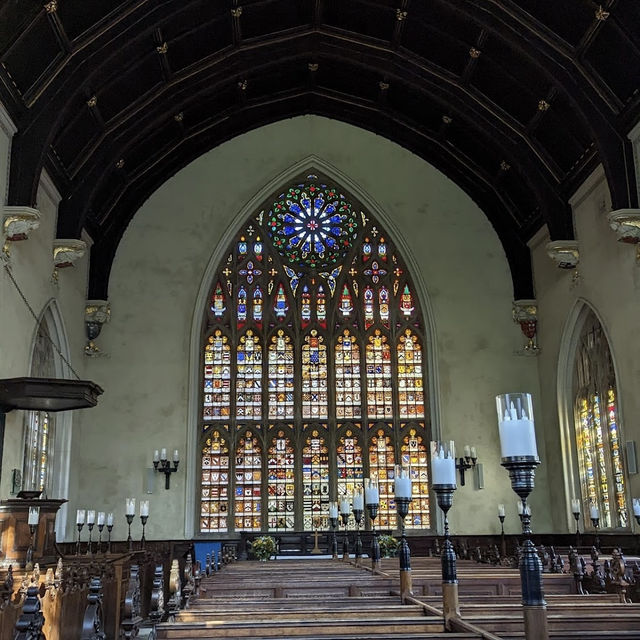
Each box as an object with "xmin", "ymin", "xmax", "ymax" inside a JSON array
[
  {"xmin": 497, "ymin": 504, "xmax": 505, "ymax": 517},
  {"xmin": 571, "ymin": 499, "xmax": 580, "ymax": 515},
  {"xmin": 28, "ymin": 507, "xmax": 40, "ymax": 526},
  {"xmin": 97, "ymin": 512, "xmax": 105, "ymax": 526},
  {"xmin": 590, "ymin": 505, "xmax": 599, "ymax": 520},
  {"xmin": 160, "ymin": 448, "xmax": 167, "ymax": 460},
  {"xmin": 76, "ymin": 509, "xmax": 86, "ymax": 525},
  {"xmin": 153, "ymin": 449, "xmax": 160, "ymax": 462},
  {"xmin": 364, "ymin": 479, "xmax": 379, "ymax": 506},
  {"xmin": 140, "ymin": 500, "xmax": 149, "ymax": 517},
  {"xmin": 173, "ymin": 449, "xmax": 180, "ymax": 462},
  {"xmin": 394, "ymin": 466, "xmax": 412, "ymax": 497},
  {"xmin": 339, "ymin": 497, "xmax": 351, "ymax": 515},
  {"xmin": 107, "ymin": 513, "xmax": 114, "ymax": 527},
  {"xmin": 463, "ymin": 445, "xmax": 471, "ymax": 458},
  {"xmin": 87, "ymin": 510, "xmax": 96, "ymax": 525},
  {"xmin": 329, "ymin": 502, "xmax": 338, "ymax": 519},
  {"xmin": 633, "ymin": 498, "xmax": 640, "ymax": 517},
  {"xmin": 352, "ymin": 492, "xmax": 364, "ymax": 510},
  {"xmin": 126, "ymin": 498, "xmax": 136, "ymax": 516},
  {"xmin": 470, "ymin": 446, "xmax": 477, "ymax": 459}
]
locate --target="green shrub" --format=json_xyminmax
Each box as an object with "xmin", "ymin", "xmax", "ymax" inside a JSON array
[
  {"xmin": 378, "ymin": 534, "xmax": 399, "ymax": 558},
  {"xmin": 251, "ymin": 535, "xmax": 277, "ymax": 561}
]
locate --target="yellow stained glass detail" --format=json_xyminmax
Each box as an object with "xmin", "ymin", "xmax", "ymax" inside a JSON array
[
  {"xmin": 401, "ymin": 429, "xmax": 430, "ymax": 528},
  {"xmin": 368, "ymin": 429, "xmax": 396, "ymax": 529},
  {"xmin": 200, "ymin": 430, "xmax": 230, "ymax": 533},
  {"xmin": 236, "ymin": 330, "xmax": 262, "ymax": 419},
  {"xmin": 397, "ymin": 329, "xmax": 425, "ymax": 419},
  {"xmin": 234, "ymin": 431, "xmax": 262, "ymax": 531},
  {"xmin": 203, "ymin": 330, "xmax": 231, "ymax": 420}
]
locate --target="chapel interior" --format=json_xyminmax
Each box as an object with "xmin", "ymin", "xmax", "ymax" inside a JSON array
[{"xmin": 2, "ymin": 2, "xmax": 640, "ymax": 639}]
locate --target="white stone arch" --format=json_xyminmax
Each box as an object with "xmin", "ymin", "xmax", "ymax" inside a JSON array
[
  {"xmin": 27, "ymin": 298, "xmax": 73, "ymax": 540},
  {"xmin": 184, "ymin": 154, "xmax": 441, "ymax": 537},
  {"xmin": 556, "ymin": 297, "xmax": 627, "ymax": 530}
]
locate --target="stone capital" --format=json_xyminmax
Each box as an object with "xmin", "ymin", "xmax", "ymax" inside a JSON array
[
  {"xmin": 53, "ymin": 239, "xmax": 87, "ymax": 268},
  {"xmin": 546, "ymin": 240, "xmax": 579, "ymax": 269},
  {"xmin": 3, "ymin": 206, "xmax": 40, "ymax": 242},
  {"xmin": 607, "ymin": 208, "xmax": 640, "ymax": 244}
]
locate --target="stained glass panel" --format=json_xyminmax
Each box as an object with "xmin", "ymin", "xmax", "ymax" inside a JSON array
[
  {"xmin": 401, "ymin": 429, "xmax": 430, "ymax": 528},
  {"xmin": 234, "ymin": 431, "xmax": 262, "ymax": 531},
  {"xmin": 200, "ymin": 431, "xmax": 230, "ymax": 532},
  {"xmin": 302, "ymin": 431, "xmax": 330, "ymax": 530},
  {"xmin": 366, "ymin": 330, "xmax": 392, "ymax": 419},
  {"xmin": 203, "ymin": 330, "xmax": 231, "ymax": 420},
  {"xmin": 268, "ymin": 331, "xmax": 294, "ymax": 419},
  {"xmin": 236, "ymin": 330, "xmax": 262, "ymax": 419},
  {"xmin": 302, "ymin": 330, "xmax": 328, "ymax": 419},
  {"xmin": 335, "ymin": 329, "xmax": 361, "ymax": 419},
  {"xmin": 267, "ymin": 431, "xmax": 296, "ymax": 531},
  {"xmin": 397, "ymin": 329, "xmax": 425, "ymax": 419},
  {"xmin": 368, "ymin": 429, "xmax": 396, "ymax": 529},
  {"xmin": 606, "ymin": 389, "xmax": 627, "ymax": 527},
  {"xmin": 337, "ymin": 430, "xmax": 363, "ymax": 530}
]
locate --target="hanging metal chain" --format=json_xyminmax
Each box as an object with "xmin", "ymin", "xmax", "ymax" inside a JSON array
[{"xmin": 3, "ymin": 262, "xmax": 81, "ymax": 380}]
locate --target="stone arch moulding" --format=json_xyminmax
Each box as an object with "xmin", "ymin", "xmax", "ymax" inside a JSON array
[
  {"xmin": 556, "ymin": 297, "xmax": 627, "ymax": 532},
  {"xmin": 29, "ymin": 298, "xmax": 73, "ymax": 541},
  {"xmin": 183, "ymin": 154, "xmax": 442, "ymax": 538}
]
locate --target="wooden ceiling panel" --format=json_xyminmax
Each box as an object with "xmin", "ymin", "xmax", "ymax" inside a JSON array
[
  {"xmin": 316, "ymin": 59, "xmax": 379, "ymax": 103},
  {"xmin": 615, "ymin": 3, "xmax": 640, "ymax": 43},
  {"xmin": 241, "ymin": 0, "xmax": 314, "ymax": 40},
  {"xmin": 446, "ymin": 118, "xmax": 503, "ymax": 177},
  {"xmin": 51, "ymin": 108, "xmax": 100, "ymax": 175},
  {"xmin": 402, "ymin": 18, "xmax": 471, "ymax": 77},
  {"xmin": 0, "ymin": 0, "xmax": 41, "ymax": 53},
  {"xmin": 97, "ymin": 55, "xmax": 163, "ymax": 124},
  {"xmin": 409, "ymin": 1, "xmax": 479, "ymax": 46},
  {"xmin": 532, "ymin": 113, "xmax": 588, "ymax": 175},
  {"xmin": 122, "ymin": 120, "xmax": 179, "ymax": 175},
  {"xmin": 56, "ymin": 0, "xmax": 129, "ymax": 42},
  {"xmin": 181, "ymin": 85, "xmax": 238, "ymax": 126},
  {"xmin": 508, "ymin": 0, "xmax": 593, "ymax": 47},
  {"xmin": 386, "ymin": 82, "xmax": 442, "ymax": 133},
  {"xmin": 2, "ymin": 13, "xmax": 62, "ymax": 97},
  {"xmin": 166, "ymin": 16, "xmax": 233, "ymax": 72},
  {"xmin": 324, "ymin": 0, "xmax": 395, "ymax": 42},
  {"xmin": 586, "ymin": 20, "xmax": 640, "ymax": 104},
  {"xmin": 470, "ymin": 56, "xmax": 538, "ymax": 125},
  {"xmin": 246, "ymin": 61, "xmax": 308, "ymax": 100}
]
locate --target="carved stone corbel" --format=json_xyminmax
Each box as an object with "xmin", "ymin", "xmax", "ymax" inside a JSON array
[
  {"xmin": 53, "ymin": 238, "xmax": 87, "ymax": 269},
  {"xmin": 85, "ymin": 300, "xmax": 111, "ymax": 357},
  {"xmin": 608, "ymin": 209, "xmax": 640, "ymax": 262},
  {"xmin": 546, "ymin": 240, "xmax": 579, "ymax": 269},
  {"xmin": 512, "ymin": 299, "xmax": 539, "ymax": 354},
  {"xmin": 2, "ymin": 206, "xmax": 40, "ymax": 255}
]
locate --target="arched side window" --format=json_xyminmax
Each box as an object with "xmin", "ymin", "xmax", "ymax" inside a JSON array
[
  {"xmin": 197, "ymin": 174, "xmax": 430, "ymax": 533},
  {"xmin": 573, "ymin": 313, "xmax": 628, "ymax": 529}
]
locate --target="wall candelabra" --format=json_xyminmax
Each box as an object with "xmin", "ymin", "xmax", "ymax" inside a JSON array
[
  {"xmin": 455, "ymin": 445, "xmax": 478, "ymax": 486},
  {"xmin": 153, "ymin": 448, "xmax": 180, "ymax": 489}
]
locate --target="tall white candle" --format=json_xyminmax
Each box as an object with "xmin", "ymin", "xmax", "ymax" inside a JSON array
[
  {"xmin": 463, "ymin": 445, "xmax": 471, "ymax": 458},
  {"xmin": 87, "ymin": 510, "xmax": 96, "ymax": 525},
  {"xmin": 339, "ymin": 496, "xmax": 350, "ymax": 515},
  {"xmin": 352, "ymin": 492, "xmax": 364, "ymax": 510},
  {"xmin": 126, "ymin": 498, "xmax": 136, "ymax": 516},
  {"xmin": 364, "ymin": 479, "xmax": 379, "ymax": 505},
  {"xmin": 173, "ymin": 449, "xmax": 180, "ymax": 462},
  {"xmin": 496, "ymin": 394, "xmax": 538, "ymax": 458},
  {"xmin": 106, "ymin": 513, "xmax": 114, "ymax": 527},
  {"xmin": 497, "ymin": 504, "xmax": 505, "ymax": 517},
  {"xmin": 160, "ymin": 448, "xmax": 167, "ymax": 460},
  {"xmin": 140, "ymin": 500, "xmax": 149, "ymax": 517},
  {"xmin": 97, "ymin": 512, "xmax": 106, "ymax": 526},
  {"xmin": 153, "ymin": 449, "xmax": 160, "ymax": 462},
  {"xmin": 394, "ymin": 466, "xmax": 412, "ymax": 497},
  {"xmin": 329, "ymin": 502, "xmax": 338, "ymax": 519},
  {"xmin": 28, "ymin": 506, "xmax": 40, "ymax": 526},
  {"xmin": 633, "ymin": 498, "xmax": 640, "ymax": 517},
  {"xmin": 76, "ymin": 509, "xmax": 86, "ymax": 525},
  {"xmin": 571, "ymin": 499, "xmax": 580, "ymax": 514},
  {"xmin": 430, "ymin": 442, "xmax": 456, "ymax": 486},
  {"xmin": 590, "ymin": 505, "xmax": 599, "ymax": 520},
  {"xmin": 470, "ymin": 446, "xmax": 477, "ymax": 459}
]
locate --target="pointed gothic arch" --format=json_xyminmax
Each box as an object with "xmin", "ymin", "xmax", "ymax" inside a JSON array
[{"xmin": 185, "ymin": 158, "xmax": 440, "ymax": 537}]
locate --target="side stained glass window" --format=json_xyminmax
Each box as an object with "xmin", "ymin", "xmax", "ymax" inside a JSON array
[
  {"xmin": 574, "ymin": 314, "xmax": 628, "ymax": 529},
  {"xmin": 236, "ymin": 331, "xmax": 262, "ymax": 419},
  {"xmin": 397, "ymin": 329, "xmax": 425, "ymax": 419},
  {"xmin": 268, "ymin": 331, "xmax": 294, "ymax": 419},
  {"xmin": 267, "ymin": 430, "xmax": 295, "ymax": 531},
  {"xmin": 335, "ymin": 330, "xmax": 362, "ymax": 419},
  {"xmin": 234, "ymin": 431, "xmax": 262, "ymax": 531},
  {"xmin": 200, "ymin": 431, "xmax": 230, "ymax": 532},
  {"xmin": 368, "ymin": 429, "xmax": 397, "ymax": 529},
  {"xmin": 302, "ymin": 430, "xmax": 330, "ymax": 529},
  {"xmin": 203, "ymin": 330, "xmax": 231, "ymax": 420},
  {"xmin": 302, "ymin": 330, "xmax": 328, "ymax": 419},
  {"xmin": 401, "ymin": 429, "xmax": 430, "ymax": 528},
  {"xmin": 199, "ymin": 174, "xmax": 429, "ymax": 533},
  {"xmin": 366, "ymin": 330, "xmax": 392, "ymax": 419}
]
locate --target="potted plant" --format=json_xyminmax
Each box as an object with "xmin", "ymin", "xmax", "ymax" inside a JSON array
[
  {"xmin": 251, "ymin": 535, "xmax": 277, "ymax": 561},
  {"xmin": 378, "ymin": 534, "xmax": 399, "ymax": 558}
]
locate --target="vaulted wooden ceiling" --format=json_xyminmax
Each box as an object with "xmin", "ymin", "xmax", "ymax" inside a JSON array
[{"xmin": 1, "ymin": 0, "xmax": 639, "ymax": 299}]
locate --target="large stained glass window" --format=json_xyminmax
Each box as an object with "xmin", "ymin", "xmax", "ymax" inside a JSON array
[
  {"xmin": 198, "ymin": 173, "xmax": 429, "ymax": 533},
  {"xmin": 573, "ymin": 314, "xmax": 628, "ymax": 529}
]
